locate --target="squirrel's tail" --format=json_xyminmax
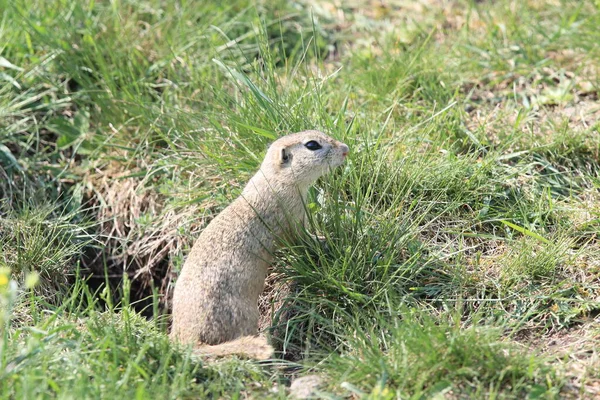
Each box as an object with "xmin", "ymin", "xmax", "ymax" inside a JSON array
[{"xmin": 194, "ymin": 336, "xmax": 273, "ymax": 360}]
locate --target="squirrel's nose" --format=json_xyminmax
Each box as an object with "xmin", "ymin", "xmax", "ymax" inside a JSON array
[{"xmin": 340, "ymin": 144, "xmax": 349, "ymax": 157}]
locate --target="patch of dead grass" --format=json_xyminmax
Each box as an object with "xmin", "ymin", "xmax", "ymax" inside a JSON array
[
  {"xmin": 536, "ymin": 321, "xmax": 600, "ymax": 398},
  {"xmin": 83, "ymin": 164, "xmax": 213, "ymax": 311}
]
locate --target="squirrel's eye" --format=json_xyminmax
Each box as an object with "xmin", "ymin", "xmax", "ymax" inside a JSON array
[{"xmin": 304, "ymin": 140, "xmax": 322, "ymax": 151}]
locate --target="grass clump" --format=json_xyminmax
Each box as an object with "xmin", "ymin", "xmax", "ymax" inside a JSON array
[
  {"xmin": 0, "ymin": 203, "xmax": 91, "ymax": 299},
  {"xmin": 500, "ymin": 235, "xmax": 576, "ymax": 284},
  {"xmin": 325, "ymin": 311, "xmax": 562, "ymax": 399}
]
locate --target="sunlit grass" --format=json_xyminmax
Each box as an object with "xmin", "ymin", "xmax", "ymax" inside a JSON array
[{"xmin": 1, "ymin": 0, "xmax": 599, "ymax": 397}]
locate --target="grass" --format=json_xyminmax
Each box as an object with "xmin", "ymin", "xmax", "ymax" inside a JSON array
[
  {"xmin": 1, "ymin": 0, "xmax": 600, "ymax": 398},
  {"xmin": 2, "ymin": 276, "xmax": 282, "ymax": 398},
  {"xmin": 326, "ymin": 310, "xmax": 562, "ymax": 398}
]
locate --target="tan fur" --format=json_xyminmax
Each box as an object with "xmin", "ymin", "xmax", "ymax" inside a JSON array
[
  {"xmin": 195, "ymin": 336, "xmax": 273, "ymax": 360},
  {"xmin": 170, "ymin": 130, "xmax": 349, "ymax": 359}
]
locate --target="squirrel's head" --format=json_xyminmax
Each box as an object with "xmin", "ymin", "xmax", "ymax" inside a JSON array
[{"xmin": 262, "ymin": 130, "xmax": 349, "ymax": 187}]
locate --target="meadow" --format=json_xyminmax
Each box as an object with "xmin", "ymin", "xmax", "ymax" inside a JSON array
[{"xmin": 1, "ymin": 0, "xmax": 600, "ymax": 398}]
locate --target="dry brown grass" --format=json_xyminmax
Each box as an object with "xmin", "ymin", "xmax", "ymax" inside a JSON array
[{"xmin": 82, "ymin": 164, "xmax": 210, "ymax": 310}]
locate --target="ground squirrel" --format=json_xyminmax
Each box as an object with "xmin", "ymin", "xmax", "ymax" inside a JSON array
[{"xmin": 171, "ymin": 130, "xmax": 349, "ymax": 359}]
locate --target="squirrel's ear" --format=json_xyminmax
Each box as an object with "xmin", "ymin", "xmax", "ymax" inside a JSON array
[{"xmin": 279, "ymin": 148, "xmax": 292, "ymax": 165}]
